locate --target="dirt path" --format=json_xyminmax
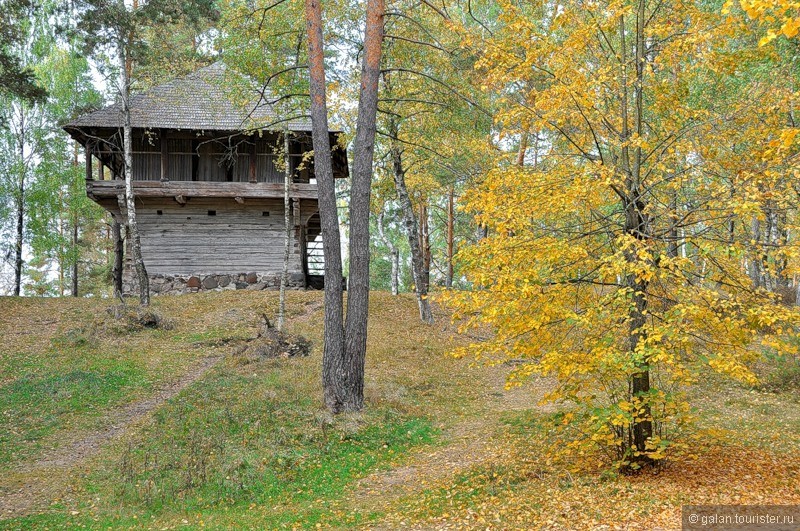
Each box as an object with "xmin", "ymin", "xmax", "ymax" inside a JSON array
[
  {"xmin": 0, "ymin": 354, "xmax": 222, "ymax": 520},
  {"xmin": 352, "ymin": 368, "xmax": 558, "ymax": 522}
]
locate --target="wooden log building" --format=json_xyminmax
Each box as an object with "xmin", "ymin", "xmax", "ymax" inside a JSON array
[{"xmin": 64, "ymin": 62, "xmax": 348, "ymax": 295}]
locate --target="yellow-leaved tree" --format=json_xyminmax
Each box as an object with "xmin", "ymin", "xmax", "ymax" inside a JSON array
[
  {"xmin": 445, "ymin": 0, "xmax": 800, "ymax": 471},
  {"xmin": 729, "ymin": 0, "xmax": 800, "ymax": 43}
]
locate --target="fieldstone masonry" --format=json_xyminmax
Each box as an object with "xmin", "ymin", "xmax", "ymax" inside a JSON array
[{"xmin": 124, "ymin": 271, "xmax": 307, "ymax": 296}]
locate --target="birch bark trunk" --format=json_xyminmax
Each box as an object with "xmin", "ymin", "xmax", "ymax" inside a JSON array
[{"xmin": 118, "ymin": 14, "xmax": 149, "ymax": 306}]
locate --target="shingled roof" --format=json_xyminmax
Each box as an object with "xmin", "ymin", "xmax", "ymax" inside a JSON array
[{"xmin": 65, "ymin": 62, "xmax": 312, "ymax": 132}]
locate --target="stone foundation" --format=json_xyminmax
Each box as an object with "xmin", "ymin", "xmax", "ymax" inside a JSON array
[{"xmin": 124, "ymin": 271, "xmax": 307, "ymax": 296}]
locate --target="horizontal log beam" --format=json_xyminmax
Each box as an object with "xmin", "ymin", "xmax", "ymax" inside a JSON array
[{"xmin": 86, "ymin": 180, "xmax": 320, "ymax": 200}]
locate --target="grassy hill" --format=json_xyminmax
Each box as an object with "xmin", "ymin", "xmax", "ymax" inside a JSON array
[{"xmin": 0, "ymin": 291, "xmax": 799, "ymax": 529}]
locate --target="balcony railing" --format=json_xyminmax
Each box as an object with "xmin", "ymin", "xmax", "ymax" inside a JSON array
[{"xmin": 86, "ymin": 180, "xmax": 320, "ymax": 200}]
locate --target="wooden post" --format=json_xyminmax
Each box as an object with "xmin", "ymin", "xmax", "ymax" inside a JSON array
[
  {"xmin": 249, "ymin": 139, "xmax": 257, "ymax": 183},
  {"xmin": 160, "ymin": 130, "xmax": 169, "ymax": 182},
  {"xmin": 293, "ymin": 198, "xmax": 301, "ymax": 227},
  {"xmin": 85, "ymin": 142, "xmax": 93, "ymax": 182}
]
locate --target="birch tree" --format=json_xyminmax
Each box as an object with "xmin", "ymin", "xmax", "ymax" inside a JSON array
[{"xmin": 75, "ymin": 0, "xmax": 217, "ymax": 305}]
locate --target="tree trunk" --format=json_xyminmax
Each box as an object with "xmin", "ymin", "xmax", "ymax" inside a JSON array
[
  {"xmin": 72, "ymin": 217, "xmax": 79, "ymax": 297},
  {"xmin": 667, "ymin": 187, "xmax": 679, "ymax": 259},
  {"xmin": 70, "ymin": 143, "xmax": 80, "ymax": 297},
  {"xmin": 419, "ymin": 203, "xmax": 431, "ymax": 293},
  {"xmin": 516, "ymin": 128, "xmax": 528, "ymax": 167},
  {"xmin": 445, "ymin": 186, "xmax": 455, "ymax": 288},
  {"xmin": 619, "ymin": 1, "xmax": 653, "ymax": 470},
  {"xmin": 750, "ymin": 216, "xmax": 762, "ymax": 289},
  {"xmin": 795, "ymin": 276, "xmax": 800, "ymax": 307},
  {"xmin": 377, "ymin": 209, "xmax": 399, "ymax": 295},
  {"xmin": 390, "ymin": 247, "xmax": 399, "ymax": 295},
  {"xmin": 13, "ymin": 111, "xmax": 25, "ymax": 296},
  {"xmin": 278, "ymin": 129, "xmax": 291, "ymax": 331},
  {"xmin": 343, "ymin": 0, "xmax": 385, "ymax": 412},
  {"xmin": 770, "ymin": 206, "xmax": 790, "ymax": 293},
  {"xmin": 624, "ymin": 197, "xmax": 653, "ymax": 467},
  {"xmin": 14, "ymin": 171, "xmax": 24, "ymax": 297},
  {"xmin": 58, "ymin": 201, "xmax": 65, "ymax": 296},
  {"xmin": 119, "ymin": 23, "xmax": 149, "ymax": 306},
  {"xmin": 304, "ymin": 0, "xmax": 346, "ymax": 413},
  {"xmin": 389, "ymin": 117, "xmax": 433, "ymax": 323},
  {"xmin": 112, "ymin": 220, "xmax": 124, "ymax": 298}
]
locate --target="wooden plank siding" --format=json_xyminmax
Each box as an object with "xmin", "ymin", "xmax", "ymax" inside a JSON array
[{"xmin": 119, "ymin": 198, "xmax": 318, "ymax": 276}]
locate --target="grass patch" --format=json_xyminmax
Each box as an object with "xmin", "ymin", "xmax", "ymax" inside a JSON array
[
  {"xmin": 1, "ymin": 357, "xmax": 439, "ymax": 530},
  {"xmin": 0, "ymin": 297, "xmax": 220, "ymax": 471},
  {"xmin": 74, "ymin": 354, "xmax": 438, "ymax": 529},
  {"xmin": 0, "ymin": 361, "xmax": 150, "ymax": 467},
  {"xmin": 0, "ymin": 292, "xmax": 467, "ymax": 529}
]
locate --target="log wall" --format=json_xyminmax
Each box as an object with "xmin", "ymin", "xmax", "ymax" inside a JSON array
[{"xmin": 120, "ymin": 197, "xmax": 318, "ymax": 277}]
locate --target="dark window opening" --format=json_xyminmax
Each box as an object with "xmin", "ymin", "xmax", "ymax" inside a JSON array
[
  {"xmin": 157, "ymin": 210, "xmax": 163, "ymax": 215},
  {"xmin": 262, "ymin": 211, "xmax": 270, "ymax": 217},
  {"xmin": 208, "ymin": 210, "xmax": 216, "ymax": 216}
]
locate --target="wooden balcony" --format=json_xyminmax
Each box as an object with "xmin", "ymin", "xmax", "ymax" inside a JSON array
[{"xmin": 86, "ymin": 180, "xmax": 320, "ymax": 201}]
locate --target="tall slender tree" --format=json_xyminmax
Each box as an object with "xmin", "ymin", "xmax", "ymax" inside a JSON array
[
  {"xmin": 342, "ymin": 0, "xmax": 386, "ymax": 411},
  {"xmin": 304, "ymin": 0, "xmax": 347, "ymax": 411},
  {"xmin": 303, "ymin": 0, "xmax": 385, "ymax": 412},
  {"xmin": 372, "ymin": 1, "xmax": 493, "ymax": 319},
  {"xmin": 278, "ymin": 127, "xmax": 292, "ymax": 331},
  {"xmin": 0, "ymin": 0, "xmax": 103, "ymax": 296},
  {"xmin": 74, "ymin": 0, "xmax": 217, "ymax": 305}
]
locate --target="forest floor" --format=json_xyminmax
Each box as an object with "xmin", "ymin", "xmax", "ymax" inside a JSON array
[{"xmin": 0, "ymin": 291, "xmax": 799, "ymax": 529}]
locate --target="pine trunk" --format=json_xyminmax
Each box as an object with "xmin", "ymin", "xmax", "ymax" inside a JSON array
[
  {"xmin": 343, "ymin": 0, "xmax": 385, "ymax": 412},
  {"xmin": 304, "ymin": 0, "xmax": 346, "ymax": 413}
]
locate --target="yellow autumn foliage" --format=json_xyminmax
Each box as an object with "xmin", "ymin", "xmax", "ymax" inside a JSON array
[{"xmin": 444, "ymin": 0, "xmax": 800, "ymax": 470}]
